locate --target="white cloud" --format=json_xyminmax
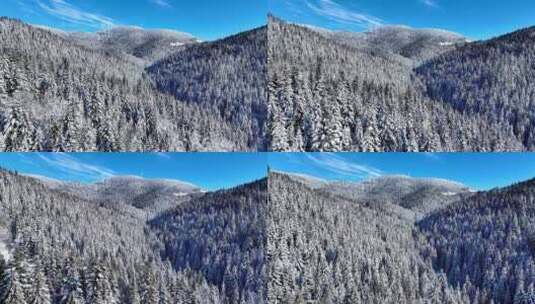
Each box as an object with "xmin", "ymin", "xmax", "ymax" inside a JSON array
[
  {"xmin": 420, "ymin": 0, "xmax": 439, "ymax": 8},
  {"xmin": 422, "ymin": 152, "xmax": 441, "ymax": 160},
  {"xmin": 304, "ymin": 153, "xmax": 382, "ymax": 178},
  {"xmin": 36, "ymin": 0, "xmax": 115, "ymax": 29},
  {"xmin": 305, "ymin": 0, "xmax": 383, "ymax": 28},
  {"xmin": 150, "ymin": 0, "xmax": 172, "ymax": 8},
  {"xmin": 36, "ymin": 153, "xmax": 115, "ymax": 181},
  {"xmin": 154, "ymin": 152, "xmax": 172, "ymax": 159}
]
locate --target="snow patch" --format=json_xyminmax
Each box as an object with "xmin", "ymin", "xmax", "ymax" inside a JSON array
[
  {"xmin": 439, "ymin": 41, "xmax": 455, "ymax": 46},
  {"xmin": 173, "ymin": 192, "xmax": 189, "ymax": 197},
  {"xmin": 441, "ymin": 191, "xmax": 458, "ymax": 196},
  {"xmin": 0, "ymin": 228, "xmax": 10, "ymax": 261},
  {"xmin": 170, "ymin": 42, "xmax": 184, "ymax": 47}
]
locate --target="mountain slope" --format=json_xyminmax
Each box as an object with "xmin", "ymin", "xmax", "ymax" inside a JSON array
[
  {"xmin": 0, "ymin": 17, "xmax": 256, "ymax": 152},
  {"xmin": 0, "ymin": 169, "xmax": 267, "ymax": 303},
  {"xmin": 65, "ymin": 26, "xmax": 199, "ymax": 66},
  {"xmin": 147, "ymin": 26, "xmax": 268, "ymax": 150},
  {"xmin": 267, "ymin": 16, "xmax": 522, "ymax": 152},
  {"xmin": 150, "ymin": 178, "xmax": 268, "ymax": 303},
  {"xmin": 267, "ymin": 172, "xmax": 464, "ymax": 303},
  {"xmin": 0, "ymin": 226, "xmax": 9, "ymax": 261},
  {"xmin": 418, "ymin": 178, "xmax": 535, "ymax": 304},
  {"xmin": 322, "ymin": 175, "xmax": 471, "ymax": 215},
  {"xmin": 39, "ymin": 175, "xmax": 203, "ymax": 213},
  {"xmin": 324, "ymin": 25, "xmax": 467, "ymax": 66},
  {"xmin": 416, "ymin": 26, "xmax": 535, "ymax": 149}
]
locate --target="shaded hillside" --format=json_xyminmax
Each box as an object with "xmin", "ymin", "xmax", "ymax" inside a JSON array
[
  {"xmin": 416, "ymin": 26, "xmax": 535, "ymax": 149},
  {"xmin": 418, "ymin": 178, "xmax": 535, "ymax": 304},
  {"xmin": 150, "ymin": 178, "xmax": 268, "ymax": 303},
  {"xmin": 147, "ymin": 27, "xmax": 268, "ymax": 150}
]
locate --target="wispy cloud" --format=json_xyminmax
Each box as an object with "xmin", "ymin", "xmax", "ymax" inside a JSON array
[
  {"xmin": 304, "ymin": 153, "xmax": 382, "ymax": 178},
  {"xmin": 305, "ymin": 0, "xmax": 383, "ymax": 28},
  {"xmin": 154, "ymin": 152, "xmax": 172, "ymax": 159},
  {"xmin": 36, "ymin": 0, "xmax": 115, "ymax": 29},
  {"xmin": 420, "ymin": 0, "xmax": 439, "ymax": 8},
  {"xmin": 36, "ymin": 153, "xmax": 115, "ymax": 181},
  {"xmin": 422, "ymin": 152, "xmax": 441, "ymax": 160},
  {"xmin": 150, "ymin": 0, "xmax": 172, "ymax": 8}
]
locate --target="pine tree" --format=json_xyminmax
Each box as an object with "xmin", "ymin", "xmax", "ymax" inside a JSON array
[
  {"xmin": 1, "ymin": 265, "xmax": 27, "ymax": 304},
  {"xmin": 60, "ymin": 258, "xmax": 84, "ymax": 304},
  {"xmin": 2, "ymin": 107, "xmax": 33, "ymax": 151},
  {"xmin": 28, "ymin": 263, "xmax": 51, "ymax": 304},
  {"xmin": 63, "ymin": 101, "xmax": 82, "ymax": 152}
]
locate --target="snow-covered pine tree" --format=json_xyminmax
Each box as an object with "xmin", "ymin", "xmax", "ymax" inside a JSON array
[{"xmin": 2, "ymin": 107, "xmax": 34, "ymax": 152}]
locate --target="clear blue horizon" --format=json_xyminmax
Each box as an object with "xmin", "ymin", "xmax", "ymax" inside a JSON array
[
  {"xmin": 3, "ymin": 0, "xmax": 267, "ymax": 40},
  {"xmin": 270, "ymin": 0, "xmax": 535, "ymax": 40},
  {"xmin": 268, "ymin": 153, "xmax": 535, "ymax": 191},
  {"xmin": 0, "ymin": 153, "xmax": 268, "ymax": 191}
]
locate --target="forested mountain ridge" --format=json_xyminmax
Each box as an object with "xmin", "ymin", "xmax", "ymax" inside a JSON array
[
  {"xmin": 267, "ymin": 16, "xmax": 528, "ymax": 152},
  {"xmin": 271, "ymin": 170, "xmax": 535, "ymax": 303},
  {"xmin": 321, "ymin": 175, "xmax": 472, "ymax": 216},
  {"xmin": 150, "ymin": 178, "xmax": 268, "ymax": 303},
  {"xmin": 315, "ymin": 25, "xmax": 468, "ymax": 67},
  {"xmin": 147, "ymin": 26, "xmax": 268, "ymax": 150},
  {"xmin": 416, "ymin": 26, "xmax": 535, "ymax": 149},
  {"xmin": 0, "ymin": 17, "xmax": 262, "ymax": 152},
  {"xmin": 63, "ymin": 26, "xmax": 200, "ymax": 66},
  {"xmin": 267, "ymin": 172, "xmax": 465, "ymax": 303},
  {"xmin": 418, "ymin": 178, "xmax": 535, "ymax": 304},
  {"xmin": 0, "ymin": 169, "xmax": 268, "ymax": 303},
  {"xmin": 32, "ymin": 175, "xmax": 204, "ymax": 215}
]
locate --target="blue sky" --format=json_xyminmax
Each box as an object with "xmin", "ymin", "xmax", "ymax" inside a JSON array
[
  {"xmin": 3, "ymin": 153, "xmax": 534, "ymax": 192},
  {"xmin": 269, "ymin": 153, "xmax": 535, "ymax": 190},
  {"xmin": 0, "ymin": 153, "xmax": 267, "ymax": 191},
  {"xmin": 270, "ymin": 0, "xmax": 535, "ymax": 40},
  {"xmin": 3, "ymin": 0, "xmax": 266, "ymax": 40}
]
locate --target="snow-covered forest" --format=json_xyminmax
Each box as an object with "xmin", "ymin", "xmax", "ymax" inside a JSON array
[
  {"xmin": 2, "ymin": 13, "xmax": 534, "ymax": 152},
  {"xmin": 2, "ymin": 167, "xmax": 535, "ymax": 303},
  {"xmin": 0, "ymin": 169, "xmax": 267, "ymax": 303},
  {"xmin": 267, "ymin": 171, "xmax": 535, "ymax": 304},
  {"xmin": 0, "ymin": 17, "xmax": 266, "ymax": 152},
  {"xmin": 267, "ymin": 16, "xmax": 533, "ymax": 151}
]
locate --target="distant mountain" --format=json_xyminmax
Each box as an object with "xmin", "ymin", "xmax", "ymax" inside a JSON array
[
  {"xmin": 33, "ymin": 175, "xmax": 203, "ymax": 212},
  {"xmin": 65, "ymin": 26, "xmax": 200, "ymax": 66},
  {"xmin": 322, "ymin": 175, "xmax": 471, "ymax": 215},
  {"xmin": 280, "ymin": 171, "xmax": 471, "ymax": 219},
  {"xmin": 325, "ymin": 25, "xmax": 467, "ymax": 66}
]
